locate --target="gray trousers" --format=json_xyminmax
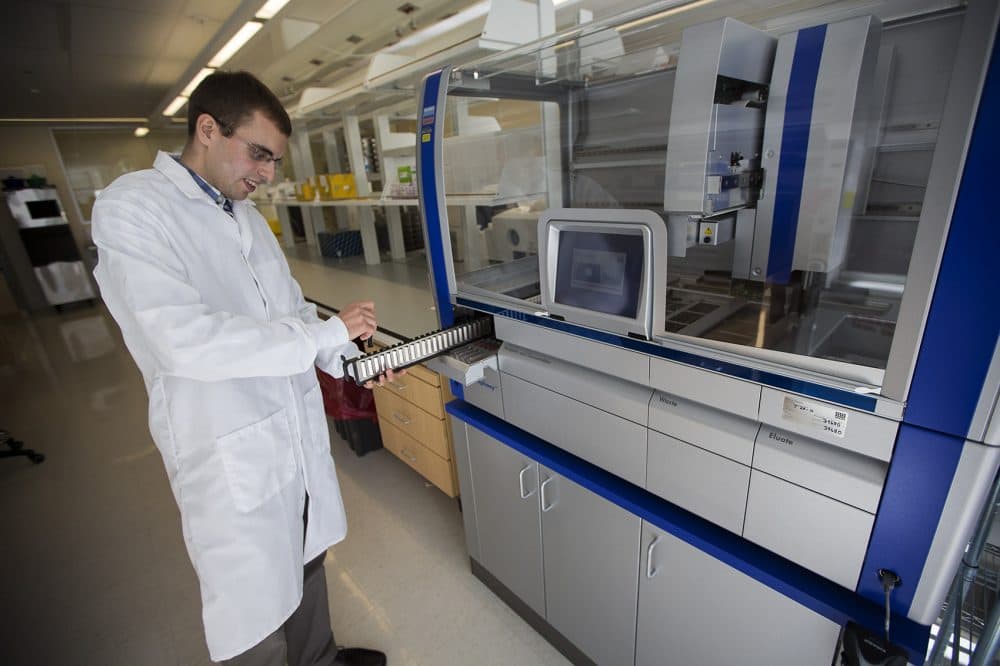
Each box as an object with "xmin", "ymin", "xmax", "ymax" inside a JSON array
[
  {"xmin": 223, "ymin": 498, "xmax": 338, "ymax": 666},
  {"xmin": 222, "ymin": 552, "xmax": 338, "ymax": 666}
]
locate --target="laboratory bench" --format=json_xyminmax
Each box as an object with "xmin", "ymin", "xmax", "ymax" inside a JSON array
[{"xmin": 269, "ymin": 192, "xmax": 543, "ymax": 269}]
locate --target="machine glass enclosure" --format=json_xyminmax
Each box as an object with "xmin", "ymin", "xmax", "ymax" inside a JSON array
[
  {"xmin": 436, "ymin": 94, "xmax": 555, "ymax": 302},
  {"xmin": 436, "ymin": 0, "xmax": 968, "ymax": 388}
]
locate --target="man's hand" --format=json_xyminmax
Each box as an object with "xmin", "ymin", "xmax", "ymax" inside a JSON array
[
  {"xmin": 337, "ymin": 301, "xmax": 376, "ymax": 342},
  {"xmin": 364, "ymin": 367, "xmax": 407, "ymax": 389}
]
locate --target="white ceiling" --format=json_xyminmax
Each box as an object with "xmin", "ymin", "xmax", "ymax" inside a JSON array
[
  {"xmin": 0, "ymin": 0, "xmax": 483, "ymax": 122},
  {"xmin": 0, "ymin": 0, "xmax": 670, "ymax": 123},
  {"xmin": 1, "ymin": 0, "xmax": 243, "ymax": 119}
]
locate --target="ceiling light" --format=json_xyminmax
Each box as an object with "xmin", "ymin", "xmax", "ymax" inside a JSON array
[
  {"xmin": 134, "ymin": 127, "xmax": 150, "ymax": 138},
  {"xmin": 255, "ymin": 0, "xmax": 291, "ymax": 20},
  {"xmin": 163, "ymin": 96, "xmax": 189, "ymax": 117},
  {"xmin": 616, "ymin": 0, "xmax": 717, "ymax": 33},
  {"xmin": 208, "ymin": 20, "xmax": 264, "ymax": 68},
  {"xmin": 181, "ymin": 67, "xmax": 216, "ymax": 97}
]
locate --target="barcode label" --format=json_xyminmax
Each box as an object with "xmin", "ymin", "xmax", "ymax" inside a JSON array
[{"xmin": 782, "ymin": 396, "xmax": 849, "ymax": 439}]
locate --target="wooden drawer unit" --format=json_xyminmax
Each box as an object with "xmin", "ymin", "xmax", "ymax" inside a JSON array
[
  {"xmin": 371, "ymin": 358, "xmax": 456, "ymax": 497},
  {"xmin": 379, "ymin": 417, "xmax": 457, "ymax": 496},
  {"xmin": 373, "ymin": 387, "xmax": 451, "ymax": 460},
  {"xmin": 379, "ymin": 369, "xmax": 445, "ymax": 418}
]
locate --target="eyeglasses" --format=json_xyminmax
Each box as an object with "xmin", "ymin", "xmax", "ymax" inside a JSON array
[
  {"xmin": 230, "ymin": 134, "xmax": 284, "ymax": 168},
  {"xmin": 211, "ymin": 115, "xmax": 283, "ymax": 167}
]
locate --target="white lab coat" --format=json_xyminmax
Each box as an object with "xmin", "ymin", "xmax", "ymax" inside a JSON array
[{"xmin": 92, "ymin": 151, "xmax": 360, "ymax": 660}]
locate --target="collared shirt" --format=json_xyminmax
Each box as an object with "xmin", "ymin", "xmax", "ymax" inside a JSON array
[{"xmin": 172, "ymin": 155, "xmax": 234, "ymax": 217}]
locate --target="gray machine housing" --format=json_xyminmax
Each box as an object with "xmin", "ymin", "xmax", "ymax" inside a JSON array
[{"xmin": 430, "ymin": 2, "xmax": 1000, "ymax": 664}]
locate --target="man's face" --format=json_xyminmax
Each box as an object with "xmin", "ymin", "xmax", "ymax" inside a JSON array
[{"xmin": 204, "ymin": 110, "xmax": 288, "ymax": 201}]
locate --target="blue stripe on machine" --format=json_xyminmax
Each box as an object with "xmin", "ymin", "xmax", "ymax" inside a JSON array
[
  {"xmin": 456, "ymin": 297, "xmax": 878, "ymax": 412},
  {"xmin": 856, "ymin": 424, "xmax": 964, "ymax": 615},
  {"xmin": 418, "ymin": 70, "xmax": 454, "ymax": 328},
  {"xmin": 446, "ymin": 399, "xmax": 930, "ymax": 662},
  {"xmin": 903, "ymin": 32, "xmax": 1000, "ymax": 439},
  {"xmin": 767, "ymin": 24, "xmax": 827, "ymax": 284}
]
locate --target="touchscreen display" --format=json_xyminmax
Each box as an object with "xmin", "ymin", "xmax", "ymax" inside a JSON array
[{"xmin": 554, "ymin": 230, "xmax": 643, "ymax": 318}]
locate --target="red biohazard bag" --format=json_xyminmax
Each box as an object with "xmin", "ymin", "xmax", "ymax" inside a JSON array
[{"xmin": 316, "ymin": 369, "xmax": 377, "ymax": 423}]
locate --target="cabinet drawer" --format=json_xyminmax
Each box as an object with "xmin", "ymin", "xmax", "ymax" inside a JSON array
[
  {"xmin": 743, "ymin": 471, "xmax": 874, "ymax": 590},
  {"xmin": 400, "ymin": 362, "xmax": 440, "ymax": 387},
  {"xmin": 650, "ymin": 357, "xmax": 761, "ymax": 421},
  {"xmin": 373, "ymin": 387, "xmax": 451, "ymax": 460},
  {"xmin": 500, "ymin": 344, "xmax": 652, "ymax": 425},
  {"xmin": 380, "ymin": 418, "xmax": 457, "ymax": 497},
  {"xmin": 381, "ymin": 371, "xmax": 446, "ymax": 418},
  {"xmin": 647, "ymin": 431, "xmax": 749, "ymax": 534},
  {"xmin": 648, "ymin": 391, "xmax": 759, "ymax": 465},
  {"xmin": 754, "ymin": 425, "xmax": 887, "ymax": 513},
  {"xmin": 503, "ymin": 373, "xmax": 647, "ymax": 487}
]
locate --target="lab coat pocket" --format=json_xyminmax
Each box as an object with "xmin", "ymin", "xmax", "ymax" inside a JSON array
[{"xmin": 217, "ymin": 408, "xmax": 296, "ymax": 513}]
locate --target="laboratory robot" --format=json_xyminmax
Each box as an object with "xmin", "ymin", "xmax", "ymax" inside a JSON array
[{"xmin": 344, "ymin": 1, "xmax": 1000, "ymax": 663}]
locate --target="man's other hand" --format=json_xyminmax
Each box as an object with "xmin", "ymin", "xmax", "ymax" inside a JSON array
[
  {"xmin": 364, "ymin": 367, "xmax": 407, "ymax": 389},
  {"xmin": 337, "ymin": 301, "xmax": 376, "ymax": 341}
]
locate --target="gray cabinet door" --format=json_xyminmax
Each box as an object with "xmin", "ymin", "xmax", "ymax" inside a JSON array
[
  {"xmin": 540, "ymin": 466, "xmax": 641, "ymax": 666},
  {"xmin": 635, "ymin": 523, "xmax": 842, "ymax": 666},
  {"xmin": 467, "ymin": 427, "xmax": 545, "ymax": 616}
]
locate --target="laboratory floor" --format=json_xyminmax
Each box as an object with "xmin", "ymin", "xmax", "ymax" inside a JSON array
[{"xmin": 0, "ymin": 300, "xmax": 569, "ymax": 664}]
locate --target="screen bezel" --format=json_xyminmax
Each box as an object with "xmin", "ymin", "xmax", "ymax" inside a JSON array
[{"xmin": 538, "ymin": 209, "xmax": 667, "ymax": 340}]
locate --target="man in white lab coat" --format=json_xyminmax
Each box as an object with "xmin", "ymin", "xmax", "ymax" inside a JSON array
[{"xmin": 92, "ymin": 71, "xmax": 390, "ymax": 666}]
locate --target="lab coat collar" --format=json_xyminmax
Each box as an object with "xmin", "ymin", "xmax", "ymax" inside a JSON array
[{"xmin": 153, "ymin": 151, "xmax": 257, "ymax": 210}]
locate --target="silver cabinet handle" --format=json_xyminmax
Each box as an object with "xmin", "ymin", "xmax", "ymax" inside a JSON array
[
  {"xmin": 518, "ymin": 464, "xmax": 535, "ymax": 499},
  {"xmin": 646, "ymin": 535, "xmax": 662, "ymax": 579},
  {"xmin": 390, "ymin": 381, "xmax": 407, "ymax": 391},
  {"xmin": 540, "ymin": 476, "xmax": 556, "ymax": 512},
  {"xmin": 392, "ymin": 411, "xmax": 411, "ymax": 425},
  {"xmin": 401, "ymin": 448, "xmax": 417, "ymax": 463}
]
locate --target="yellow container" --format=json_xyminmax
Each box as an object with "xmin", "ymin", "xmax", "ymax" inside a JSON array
[
  {"xmin": 296, "ymin": 180, "xmax": 315, "ymax": 202},
  {"xmin": 316, "ymin": 177, "xmax": 333, "ymax": 201},
  {"xmin": 327, "ymin": 173, "xmax": 357, "ymax": 199}
]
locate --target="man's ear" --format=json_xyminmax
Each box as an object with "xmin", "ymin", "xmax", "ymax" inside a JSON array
[{"xmin": 194, "ymin": 113, "xmax": 216, "ymax": 147}]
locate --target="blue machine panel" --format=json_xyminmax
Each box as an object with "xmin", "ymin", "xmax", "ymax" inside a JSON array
[
  {"xmin": 858, "ymin": 424, "xmax": 964, "ymax": 614},
  {"xmin": 417, "ymin": 69, "xmax": 455, "ymax": 329},
  {"xmin": 768, "ymin": 25, "xmax": 827, "ymax": 284}
]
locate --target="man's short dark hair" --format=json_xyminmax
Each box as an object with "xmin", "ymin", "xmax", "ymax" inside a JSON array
[{"xmin": 187, "ymin": 71, "xmax": 292, "ymax": 138}]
